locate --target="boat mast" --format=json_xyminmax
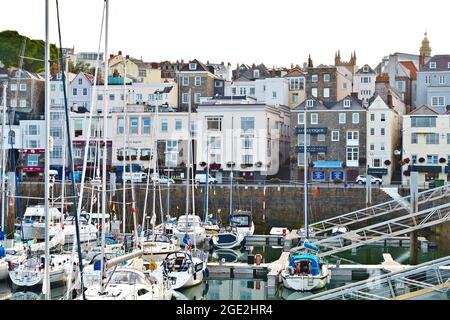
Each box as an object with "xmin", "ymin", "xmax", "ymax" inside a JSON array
[
  {"xmin": 121, "ymin": 59, "xmax": 127, "ymax": 236},
  {"xmin": 203, "ymin": 133, "xmax": 209, "ymax": 223},
  {"xmin": 154, "ymin": 95, "xmax": 159, "ymax": 227},
  {"xmin": 100, "ymin": 0, "xmax": 109, "ymax": 292},
  {"xmin": 185, "ymin": 89, "xmax": 191, "ymax": 240},
  {"xmin": 304, "ymin": 106, "xmax": 308, "ymax": 240},
  {"xmin": 43, "ymin": 0, "xmax": 51, "ymax": 300},
  {"xmin": 1, "ymin": 83, "xmax": 7, "ymax": 233},
  {"xmin": 229, "ymin": 116, "xmax": 234, "ymax": 218}
]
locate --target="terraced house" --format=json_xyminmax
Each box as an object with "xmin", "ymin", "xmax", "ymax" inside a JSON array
[{"xmin": 290, "ymin": 95, "xmax": 367, "ymax": 182}]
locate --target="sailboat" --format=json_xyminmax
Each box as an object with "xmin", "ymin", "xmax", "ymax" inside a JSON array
[
  {"xmin": 172, "ymin": 89, "xmax": 206, "ymax": 247},
  {"xmin": 280, "ymin": 104, "xmax": 330, "ymax": 292}
]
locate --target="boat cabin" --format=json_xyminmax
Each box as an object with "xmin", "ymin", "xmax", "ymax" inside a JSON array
[
  {"xmin": 23, "ymin": 206, "xmax": 63, "ymax": 224},
  {"xmin": 288, "ymin": 254, "xmax": 321, "ymax": 276},
  {"xmin": 229, "ymin": 210, "xmax": 253, "ymax": 228}
]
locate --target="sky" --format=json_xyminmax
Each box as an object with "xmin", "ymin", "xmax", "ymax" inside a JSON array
[{"xmin": 1, "ymin": 0, "xmax": 449, "ymax": 69}]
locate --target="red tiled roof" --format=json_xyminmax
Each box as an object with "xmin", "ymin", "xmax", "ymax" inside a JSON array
[
  {"xmin": 283, "ymin": 67, "xmax": 304, "ymax": 78},
  {"xmin": 408, "ymin": 104, "xmax": 438, "ymax": 115},
  {"xmin": 399, "ymin": 61, "xmax": 417, "ymax": 80}
]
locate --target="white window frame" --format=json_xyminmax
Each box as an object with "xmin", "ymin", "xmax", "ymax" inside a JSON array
[
  {"xmin": 19, "ymin": 83, "xmax": 27, "ymax": 91},
  {"xmin": 182, "ymin": 76, "xmax": 189, "ymax": 86},
  {"xmin": 331, "ymin": 131, "xmax": 339, "ymax": 141},
  {"xmin": 194, "ymin": 76, "xmax": 201, "ymax": 86},
  {"xmin": 352, "ymin": 113, "xmax": 359, "ymax": 124},
  {"xmin": 339, "ymin": 113, "xmax": 346, "ymax": 124},
  {"xmin": 297, "ymin": 113, "xmax": 305, "ymax": 125},
  {"xmin": 429, "ymin": 62, "xmax": 436, "ymax": 69},
  {"xmin": 310, "ymin": 113, "xmax": 318, "ymax": 125}
]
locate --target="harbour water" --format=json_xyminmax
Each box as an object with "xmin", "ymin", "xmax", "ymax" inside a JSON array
[{"xmin": 2, "ymin": 244, "xmax": 447, "ymax": 300}]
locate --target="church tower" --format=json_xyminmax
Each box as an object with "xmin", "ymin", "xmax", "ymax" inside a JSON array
[{"xmin": 419, "ymin": 31, "xmax": 432, "ymax": 66}]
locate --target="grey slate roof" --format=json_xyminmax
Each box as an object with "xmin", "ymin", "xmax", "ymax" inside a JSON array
[
  {"xmin": 420, "ymin": 55, "xmax": 450, "ymax": 72},
  {"xmin": 179, "ymin": 59, "xmax": 212, "ymax": 73},
  {"xmin": 355, "ymin": 64, "xmax": 376, "ymax": 74},
  {"xmin": 293, "ymin": 95, "xmax": 364, "ymax": 112}
]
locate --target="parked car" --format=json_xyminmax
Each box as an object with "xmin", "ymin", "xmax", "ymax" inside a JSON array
[
  {"xmin": 122, "ymin": 171, "xmax": 147, "ymax": 183},
  {"xmin": 355, "ymin": 175, "xmax": 382, "ymax": 185},
  {"xmin": 151, "ymin": 175, "xmax": 175, "ymax": 184},
  {"xmin": 195, "ymin": 174, "xmax": 218, "ymax": 184}
]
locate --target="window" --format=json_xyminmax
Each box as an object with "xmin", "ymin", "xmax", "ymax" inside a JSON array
[
  {"xmin": 194, "ymin": 76, "xmax": 201, "ymax": 86},
  {"xmin": 117, "ymin": 118, "xmax": 124, "ymax": 134},
  {"xmin": 429, "ymin": 62, "xmax": 436, "ymax": 69},
  {"xmin": 175, "ymin": 119, "xmax": 182, "ymax": 131},
  {"xmin": 242, "ymin": 154, "xmax": 253, "ymax": 165},
  {"xmin": 207, "ymin": 117, "xmax": 222, "ymax": 131},
  {"xmin": 194, "ymin": 93, "xmax": 201, "ymax": 103},
  {"xmin": 189, "ymin": 63, "xmax": 197, "ymax": 70},
  {"xmin": 51, "ymin": 84, "xmax": 56, "ymax": 91},
  {"xmin": 28, "ymin": 154, "xmax": 39, "ymax": 166},
  {"xmin": 74, "ymin": 119, "xmax": 83, "ymax": 137},
  {"xmin": 209, "ymin": 137, "xmax": 221, "ymax": 149},
  {"xmin": 427, "ymin": 155, "xmax": 438, "ymax": 165},
  {"xmin": 26, "ymin": 125, "xmax": 39, "ymax": 135},
  {"xmin": 8, "ymin": 131, "xmax": 15, "ymax": 145},
  {"xmin": 109, "ymin": 94, "xmax": 115, "ymax": 101},
  {"xmin": 347, "ymin": 131, "xmax": 359, "ymax": 145},
  {"xmin": 373, "ymin": 159, "xmax": 381, "ymax": 167},
  {"xmin": 370, "ymin": 143, "xmax": 375, "ymax": 151},
  {"xmin": 289, "ymin": 78, "xmax": 300, "ymax": 90},
  {"xmin": 142, "ymin": 118, "xmax": 151, "ymax": 134},
  {"xmin": 346, "ymin": 147, "xmax": 359, "ymax": 162},
  {"xmin": 10, "ymin": 100, "xmax": 17, "ymax": 108},
  {"xmin": 412, "ymin": 155, "xmax": 417, "ymax": 164},
  {"xmin": 317, "ymin": 134, "xmax": 325, "ymax": 142},
  {"xmin": 361, "ymin": 77, "xmax": 371, "ymax": 83},
  {"xmin": 141, "ymin": 148, "xmax": 153, "ymax": 158},
  {"xmin": 215, "ymin": 81, "xmax": 223, "ymax": 87},
  {"xmin": 242, "ymin": 137, "xmax": 253, "ymax": 149},
  {"xmin": 51, "ymin": 146, "xmax": 63, "ymax": 159},
  {"xmin": 447, "ymin": 133, "xmax": 450, "ymax": 144},
  {"xmin": 381, "ymin": 128, "xmax": 385, "ymax": 136},
  {"xmin": 380, "ymin": 143, "xmax": 385, "ymax": 151},
  {"xmin": 74, "ymin": 149, "xmax": 82, "ymax": 158},
  {"xmin": 272, "ymin": 91, "xmax": 277, "ymax": 98},
  {"xmin": 311, "ymin": 88, "xmax": 318, "ymax": 97},
  {"xmin": 292, "ymin": 93, "xmax": 299, "ymax": 103},
  {"xmin": 130, "ymin": 117, "xmax": 138, "ymax": 134},
  {"xmin": 311, "ymin": 74, "xmax": 318, "ymax": 82},
  {"xmin": 317, "ymin": 152, "xmax": 326, "ymax": 161},
  {"xmin": 306, "ymin": 99, "xmax": 314, "ymax": 108},
  {"xmin": 352, "ymin": 113, "xmax": 359, "ymax": 124},
  {"xmin": 310, "ymin": 113, "xmax": 318, "ymax": 124},
  {"xmin": 431, "ymin": 96, "xmax": 445, "ymax": 107},
  {"xmin": 239, "ymin": 87, "xmax": 247, "ymax": 95},
  {"xmin": 19, "ymin": 84, "xmax": 27, "ymax": 91},
  {"xmin": 343, "ymin": 99, "xmax": 351, "ymax": 108},
  {"xmin": 161, "ymin": 119, "xmax": 168, "ymax": 132},
  {"xmin": 166, "ymin": 140, "xmax": 178, "ymax": 152},
  {"xmin": 253, "ymin": 70, "xmax": 260, "ymax": 78},
  {"xmin": 323, "ymin": 88, "xmax": 330, "ymax": 98},
  {"xmin": 50, "ymin": 127, "xmax": 62, "ymax": 139},
  {"xmin": 241, "ymin": 117, "xmax": 255, "ymax": 133},
  {"xmin": 396, "ymin": 80, "xmax": 405, "ymax": 92},
  {"xmin": 323, "ymin": 74, "xmax": 330, "ymax": 82},
  {"xmin": 78, "ymin": 78, "xmax": 82, "ymax": 85},
  {"xmin": 182, "ymin": 77, "xmax": 189, "ymax": 86},
  {"xmin": 72, "ymin": 88, "xmax": 78, "ymax": 96},
  {"xmin": 136, "ymin": 94, "xmax": 143, "ymax": 102},
  {"xmin": 97, "ymin": 94, "xmax": 103, "ymax": 101},
  {"xmin": 19, "ymin": 100, "xmax": 26, "ymax": 108},
  {"xmin": 83, "ymin": 88, "xmax": 88, "ymax": 96},
  {"xmin": 10, "ymin": 84, "xmax": 17, "ymax": 91},
  {"xmin": 339, "ymin": 113, "xmax": 346, "ymax": 124},
  {"xmin": 411, "ymin": 133, "xmax": 418, "ymax": 144},
  {"xmin": 297, "ymin": 134, "xmax": 310, "ymax": 146},
  {"xmin": 411, "ymin": 117, "xmax": 436, "ymax": 127},
  {"xmin": 439, "ymin": 76, "xmax": 445, "ymax": 85},
  {"xmin": 249, "ymin": 87, "xmax": 255, "ymax": 95},
  {"xmin": 231, "ymin": 87, "xmax": 237, "ymax": 95},
  {"xmin": 297, "ymin": 113, "xmax": 305, "ymax": 124},
  {"xmin": 426, "ymin": 133, "xmax": 439, "ymax": 144},
  {"xmin": 370, "ymin": 128, "xmax": 375, "ymax": 136},
  {"xmin": 425, "ymin": 76, "xmax": 431, "ymax": 84},
  {"xmin": 297, "ymin": 153, "xmax": 305, "ymax": 165},
  {"xmin": 448, "ymin": 62, "xmax": 450, "ymax": 69},
  {"xmin": 332, "ymin": 131, "xmax": 339, "ymax": 141},
  {"xmin": 370, "ymin": 114, "xmax": 375, "ymax": 121},
  {"xmin": 182, "ymin": 93, "xmax": 189, "ymax": 103},
  {"xmin": 26, "ymin": 140, "xmax": 39, "ymax": 148},
  {"xmin": 342, "ymin": 82, "xmax": 348, "ymax": 89},
  {"xmin": 209, "ymin": 153, "xmax": 221, "ymax": 164},
  {"xmin": 190, "ymin": 121, "xmax": 197, "ymax": 137}
]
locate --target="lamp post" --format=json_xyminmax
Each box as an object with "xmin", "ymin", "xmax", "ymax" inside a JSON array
[{"xmin": 303, "ymin": 104, "xmax": 308, "ymax": 240}]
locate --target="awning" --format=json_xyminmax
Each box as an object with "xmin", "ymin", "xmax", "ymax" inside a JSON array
[
  {"xmin": 313, "ymin": 161, "xmax": 343, "ymax": 168},
  {"xmin": 409, "ymin": 165, "xmax": 442, "ymax": 173}
]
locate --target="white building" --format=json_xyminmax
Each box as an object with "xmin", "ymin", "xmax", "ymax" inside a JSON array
[
  {"xmin": 224, "ymin": 77, "xmax": 289, "ymax": 107},
  {"xmin": 353, "ymin": 64, "xmax": 376, "ymax": 102},
  {"xmin": 196, "ymin": 96, "xmax": 290, "ymax": 182},
  {"xmin": 69, "ymin": 72, "xmax": 94, "ymax": 110},
  {"xmin": 366, "ymin": 96, "xmax": 401, "ymax": 184},
  {"xmin": 402, "ymin": 105, "xmax": 450, "ymax": 186}
]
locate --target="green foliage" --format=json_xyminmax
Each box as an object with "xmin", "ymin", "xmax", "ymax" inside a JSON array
[
  {"xmin": 333, "ymin": 178, "xmax": 344, "ymax": 184},
  {"xmin": 0, "ymin": 30, "xmax": 59, "ymax": 73}
]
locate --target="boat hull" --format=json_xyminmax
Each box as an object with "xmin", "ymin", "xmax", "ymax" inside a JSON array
[
  {"xmin": 212, "ymin": 233, "xmax": 244, "ymax": 249},
  {"xmin": 281, "ymin": 268, "xmax": 331, "ymax": 291}
]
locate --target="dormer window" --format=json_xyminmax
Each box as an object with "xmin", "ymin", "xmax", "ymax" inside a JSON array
[
  {"xmin": 430, "ymin": 62, "xmax": 436, "ymax": 69},
  {"xmin": 448, "ymin": 62, "xmax": 450, "ymax": 69},
  {"xmin": 189, "ymin": 63, "xmax": 197, "ymax": 70},
  {"xmin": 15, "ymin": 71, "xmax": 21, "ymax": 78},
  {"xmin": 363, "ymin": 66, "xmax": 369, "ymax": 72},
  {"xmin": 253, "ymin": 70, "xmax": 260, "ymax": 78},
  {"xmin": 306, "ymin": 99, "xmax": 314, "ymax": 108},
  {"xmin": 343, "ymin": 99, "xmax": 351, "ymax": 108}
]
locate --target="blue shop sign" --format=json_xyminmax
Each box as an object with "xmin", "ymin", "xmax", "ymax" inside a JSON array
[
  {"xmin": 368, "ymin": 168, "xmax": 388, "ymax": 175},
  {"xmin": 313, "ymin": 161, "xmax": 343, "ymax": 168},
  {"xmin": 295, "ymin": 146, "xmax": 328, "ymax": 154},
  {"xmin": 296, "ymin": 127, "xmax": 328, "ymax": 134},
  {"xmin": 311, "ymin": 171, "xmax": 325, "ymax": 181},
  {"xmin": 331, "ymin": 171, "xmax": 345, "ymax": 181},
  {"xmin": 445, "ymin": 166, "xmax": 450, "ymax": 173}
]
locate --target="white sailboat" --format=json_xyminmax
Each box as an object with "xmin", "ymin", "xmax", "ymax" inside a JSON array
[
  {"xmin": 62, "ymin": 212, "xmax": 98, "ymax": 244},
  {"xmin": 281, "ymin": 102, "xmax": 330, "ymax": 292},
  {"xmin": 20, "ymin": 206, "xmax": 63, "ymax": 241}
]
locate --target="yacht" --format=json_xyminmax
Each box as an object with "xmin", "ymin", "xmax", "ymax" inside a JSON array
[
  {"xmin": 141, "ymin": 231, "xmax": 180, "ymax": 262},
  {"xmin": 281, "ymin": 241, "xmax": 331, "ymax": 291},
  {"xmin": 84, "ymin": 267, "xmax": 173, "ymax": 300},
  {"xmin": 20, "ymin": 206, "xmax": 63, "ymax": 241},
  {"xmin": 63, "ymin": 212, "xmax": 98, "ymax": 244},
  {"xmin": 172, "ymin": 216, "xmax": 206, "ymax": 247},
  {"xmin": 229, "ymin": 210, "xmax": 255, "ymax": 237},
  {"xmin": 212, "ymin": 228, "xmax": 245, "ymax": 249}
]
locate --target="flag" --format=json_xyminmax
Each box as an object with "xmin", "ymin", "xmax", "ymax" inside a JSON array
[
  {"xmin": 111, "ymin": 204, "xmax": 116, "ymax": 213},
  {"xmin": 150, "ymin": 213, "xmax": 156, "ymax": 227}
]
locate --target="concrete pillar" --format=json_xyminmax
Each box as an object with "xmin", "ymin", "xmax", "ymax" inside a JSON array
[{"xmin": 409, "ymin": 172, "xmax": 419, "ymax": 265}]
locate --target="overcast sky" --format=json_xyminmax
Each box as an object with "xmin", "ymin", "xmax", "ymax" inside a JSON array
[{"xmin": 1, "ymin": 0, "xmax": 449, "ymax": 69}]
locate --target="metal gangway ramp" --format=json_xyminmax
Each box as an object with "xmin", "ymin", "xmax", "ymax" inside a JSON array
[
  {"xmin": 310, "ymin": 183, "xmax": 450, "ymax": 237},
  {"xmin": 300, "ymin": 256, "xmax": 450, "ymax": 300},
  {"xmin": 294, "ymin": 202, "xmax": 450, "ymax": 258}
]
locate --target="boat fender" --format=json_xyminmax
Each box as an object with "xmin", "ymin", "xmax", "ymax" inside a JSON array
[
  {"xmin": 240, "ymin": 238, "xmax": 246, "ymax": 247},
  {"xmin": 0, "ymin": 246, "xmax": 5, "ymax": 258},
  {"xmin": 193, "ymin": 269, "xmax": 197, "ymax": 281},
  {"xmin": 8, "ymin": 261, "xmax": 14, "ymax": 271},
  {"xmin": 203, "ymin": 267, "xmax": 209, "ymax": 278}
]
